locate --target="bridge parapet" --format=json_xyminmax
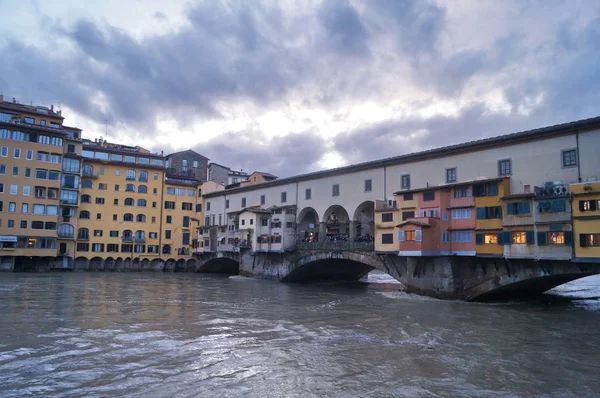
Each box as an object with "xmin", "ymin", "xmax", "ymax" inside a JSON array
[{"xmin": 295, "ymin": 241, "xmax": 374, "ymax": 252}]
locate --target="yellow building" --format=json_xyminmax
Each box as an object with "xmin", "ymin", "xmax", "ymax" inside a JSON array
[
  {"xmin": 374, "ymin": 200, "xmax": 399, "ymax": 253},
  {"xmin": 474, "ymin": 178, "xmax": 509, "ymax": 256},
  {"xmin": 76, "ymin": 138, "xmax": 166, "ymax": 268},
  {"xmin": 161, "ymin": 175, "xmax": 203, "ymax": 261},
  {"xmin": 0, "ymin": 96, "xmax": 68, "ymax": 270},
  {"xmin": 571, "ymin": 181, "xmax": 600, "ymax": 260}
]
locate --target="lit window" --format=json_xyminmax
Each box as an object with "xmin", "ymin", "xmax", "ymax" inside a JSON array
[{"xmin": 511, "ymin": 232, "xmax": 526, "ymax": 244}]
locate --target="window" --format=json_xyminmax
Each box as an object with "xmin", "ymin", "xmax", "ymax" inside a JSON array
[
  {"xmin": 110, "ymin": 231, "xmax": 119, "ymax": 238},
  {"xmin": 580, "ymin": 234, "xmax": 600, "ymax": 247},
  {"xmin": 25, "ymin": 168, "xmax": 31, "ymax": 178},
  {"xmin": 182, "ymin": 202, "xmax": 193, "ymax": 211},
  {"xmin": 442, "ymin": 231, "xmax": 450, "ymax": 243},
  {"xmin": 403, "ymin": 193, "xmax": 413, "ymax": 201},
  {"xmin": 548, "ymin": 232, "xmax": 565, "ymax": 245},
  {"xmin": 7, "ymin": 220, "xmax": 14, "ymax": 228},
  {"xmin": 152, "ymin": 202, "xmax": 157, "ymax": 208},
  {"xmin": 166, "ymin": 215, "xmax": 172, "ymax": 224},
  {"xmin": 401, "ymin": 174, "xmax": 411, "ymax": 190},
  {"xmin": 381, "ymin": 213, "xmax": 394, "ymax": 222},
  {"xmin": 452, "ymin": 209, "xmax": 472, "ymax": 219},
  {"xmin": 225, "ymin": 200, "xmax": 229, "ymax": 209},
  {"xmin": 96, "ymin": 213, "xmax": 101, "ymax": 220},
  {"xmin": 164, "ymin": 201, "xmax": 175, "ymax": 210},
  {"xmin": 206, "ymin": 202, "xmax": 211, "ymax": 211},
  {"xmin": 115, "ymin": 169, "xmax": 121, "ymax": 176},
  {"xmin": 153, "ymin": 173, "xmax": 158, "ymax": 180},
  {"xmin": 139, "ymin": 171, "xmax": 148, "ymax": 182},
  {"xmin": 165, "ymin": 230, "xmax": 172, "ymax": 239},
  {"xmin": 512, "ymin": 231, "xmax": 527, "ymax": 244},
  {"xmin": 10, "ymin": 184, "xmax": 17, "ymax": 195},
  {"xmin": 402, "ymin": 211, "xmax": 415, "ymax": 221},
  {"xmin": 12, "ymin": 166, "xmax": 18, "ymax": 176},
  {"xmin": 498, "ymin": 159, "xmax": 512, "ymax": 176},
  {"xmin": 0, "ymin": 183, "xmax": 3, "ymax": 193},
  {"xmin": 507, "ymin": 201, "xmax": 531, "ymax": 215},
  {"xmin": 149, "ymin": 232, "xmax": 158, "ymax": 239},
  {"xmin": 81, "ymin": 194, "xmax": 91, "ymax": 203},
  {"xmin": 260, "ymin": 195, "xmax": 265, "ymax": 205},
  {"xmin": 138, "ymin": 185, "xmax": 148, "ymax": 194},
  {"xmin": 446, "ymin": 168, "xmax": 457, "ymax": 183},
  {"xmin": 281, "ymin": 192, "xmax": 287, "ymax": 203},
  {"xmin": 562, "ymin": 149, "xmax": 577, "ymax": 168},
  {"xmin": 579, "ymin": 200, "xmax": 598, "ymax": 212},
  {"xmin": 261, "ymin": 218, "xmax": 269, "ymax": 227},
  {"xmin": 423, "ymin": 192, "xmax": 435, "ymax": 201},
  {"xmin": 13, "ymin": 148, "xmax": 21, "ymax": 159},
  {"xmin": 82, "ymin": 164, "xmax": 94, "ymax": 177},
  {"xmin": 78, "ymin": 228, "xmax": 89, "ymax": 240},
  {"xmin": 454, "ymin": 188, "xmax": 468, "ymax": 198},
  {"xmin": 114, "ymin": 184, "xmax": 120, "ymax": 192},
  {"xmin": 8, "ymin": 202, "xmax": 16, "ymax": 213},
  {"xmin": 125, "ymin": 184, "xmax": 135, "ymax": 192},
  {"xmin": 442, "ymin": 212, "xmax": 448, "ymax": 220},
  {"xmin": 138, "ymin": 199, "xmax": 147, "ymax": 207},
  {"xmin": 153, "ymin": 188, "xmax": 158, "ymax": 195},
  {"xmin": 82, "ymin": 180, "xmax": 93, "ymax": 189},
  {"xmin": 63, "ymin": 158, "xmax": 80, "ymax": 173},
  {"xmin": 176, "ymin": 188, "xmax": 185, "ymax": 196},
  {"xmin": 452, "ymin": 231, "xmax": 472, "ymax": 243},
  {"xmin": 250, "ymin": 219, "xmax": 254, "ymax": 225},
  {"xmin": 107, "ymin": 244, "xmax": 119, "ymax": 252},
  {"xmin": 196, "ymin": 204, "xmax": 202, "ymax": 212},
  {"xmin": 21, "ymin": 203, "xmax": 28, "ymax": 213},
  {"xmin": 242, "ymin": 198, "xmax": 247, "ymax": 207},
  {"xmin": 305, "ymin": 188, "xmax": 311, "ymax": 200},
  {"xmin": 121, "ymin": 244, "xmax": 133, "ymax": 253},
  {"xmin": 124, "ymin": 213, "xmax": 134, "ymax": 222},
  {"xmin": 484, "ymin": 233, "xmax": 498, "ymax": 244},
  {"xmin": 193, "ymin": 160, "xmax": 199, "ymax": 168},
  {"xmin": 98, "ymin": 183, "xmax": 107, "ymax": 190},
  {"xmin": 0, "ymin": 164, "xmax": 4, "ymax": 175},
  {"xmin": 94, "ymin": 230, "xmax": 103, "ymax": 237},
  {"xmin": 332, "ymin": 184, "xmax": 340, "ymax": 197},
  {"xmin": 405, "ymin": 230, "xmax": 417, "ymax": 241},
  {"xmin": 381, "ymin": 234, "xmax": 393, "ymax": 244},
  {"xmin": 26, "ymin": 149, "xmax": 33, "ymax": 160},
  {"xmin": 1, "ymin": 146, "xmax": 7, "ymax": 157},
  {"xmin": 167, "ymin": 187, "xmax": 175, "ymax": 195},
  {"xmin": 187, "ymin": 189, "xmax": 195, "ymax": 197},
  {"xmin": 126, "ymin": 169, "xmax": 136, "ymax": 180},
  {"xmin": 67, "ymin": 144, "xmax": 75, "ymax": 153},
  {"xmin": 95, "ymin": 197, "xmax": 105, "ymax": 204},
  {"xmin": 476, "ymin": 206, "xmax": 502, "ymax": 219},
  {"xmin": 76, "ymin": 242, "xmax": 89, "ymax": 252},
  {"xmin": 364, "ymin": 179, "xmax": 372, "ymax": 192},
  {"xmin": 539, "ymin": 199, "xmax": 566, "ymax": 213},
  {"xmin": 113, "ymin": 214, "xmax": 117, "ymax": 221},
  {"xmin": 22, "ymin": 185, "xmax": 30, "ymax": 196}
]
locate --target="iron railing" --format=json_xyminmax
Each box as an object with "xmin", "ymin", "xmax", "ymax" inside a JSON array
[{"xmin": 295, "ymin": 240, "xmax": 374, "ymax": 252}]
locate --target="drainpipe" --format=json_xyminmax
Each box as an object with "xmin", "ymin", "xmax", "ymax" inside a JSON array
[
  {"xmin": 383, "ymin": 166, "xmax": 387, "ymax": 203},
  {"xmin": 575, "ymin": 130, "xmax": 582, "ymax": 183},
  {"xmin": 158, "ymin": 172, "xmax": 165, "ymax": 262}
]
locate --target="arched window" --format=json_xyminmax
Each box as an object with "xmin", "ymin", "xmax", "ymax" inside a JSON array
[
  {"xmin": 135, "ymin": 230, "xmax": 145, "ymax": 241},
  {"xmin": 0, "ymin": 129, "xmax": 10, "ymax": 139},
  {"xmin": 126, "ymin": 169, "xmax": 136, "ymax": 181},
  {"xmin": 122, "ymin": 230, "xmax": 133, "ymax": 241},
  {"xmin": 80, "ymin": 194, "xmax": 91, "ymax": 203},
  {"xmin": 12, "ymin": 130, "xmax": 24, "ymax": 141},
  {"xmin": 137, "ymin": 199, "xmax": 147, "ymax": 207},
  {"xmin": 123, "ymin": 213, "xmax": 134, "ymax": 222},
  {"xmin": 136, "ymin": 214, "xmax": 146, "ymax": 223},
  {"xmin": 139, "ymin": 171, "xmax": 148, "ymax": 182},
  {"xmin": 124, "ymin": 198, "xmax": 134, "ymax": 206},
  {"xmin": 125, "ymin": 184, "xmax": 136, "ymax": 192},
  {"xmin": 78, "ymin": 228, "xmax": 89, "ymax": 240},
  {"xmin": 162, "ymin": 244, "xmax": 171, "ymax": 255},
  {"xmin": 138, "ymin": 185, "xmax": 148, "ymax": 194},
  {"xmin": 79, "ymin": 210, "xmax": 90, "ymax": 219},
  {"xmin": 82, "ymin": 180, "xmax": 93, "ymax": 189},
  {"xmin": 83, "ymin": 164, "xmax": 94, "ymax": 177},
  {"xmin": 58, "ymin": 224, "xmax": 74, "ymax": 238}
]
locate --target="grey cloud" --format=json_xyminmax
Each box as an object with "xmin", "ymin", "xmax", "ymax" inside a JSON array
[{"xmin": 318, "ymin": 0, "xmax": 370, "ymax": 58}]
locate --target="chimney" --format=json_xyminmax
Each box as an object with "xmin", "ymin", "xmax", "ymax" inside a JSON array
[
  {"xmin": 12, "ymin": 97, "xmax": 16, "ymax": 103},
  {"xmin": 0, "ymin": 94, "xmax": 3, "ymax": 102}
]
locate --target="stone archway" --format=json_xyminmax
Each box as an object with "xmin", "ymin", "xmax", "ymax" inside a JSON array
[
  {"xmin": 353, "ymin": 201, "xmax": 375, "ymax": 241},
  {"xmin": 175, "ymin": 259, "xmax": 186, "ymax": 271},
  {"xmin": 115, "ymin": 257, "xmax": 124, "ymax": 271},
  {"xmin": 164, "ymin": 259, "xmax": 176, "ymax": 272},
  {"xmin": 140, "ymin": 258, "xmax": 150, "ymax": 270},
  {"xmin": 132, "ymin": 258, "xmax": 141, "ymax": 271},
  {"xmin": 104, "ymin": 257, "xmax": 115, "ymax": 271},
  {"xmin": 150, "ymin": 258, "xmax": 163, "ymax": 271},
  {"xmin": 186, "ymin": 259, "xmax": 197, "ymax": 272},
  {"xmin": 75, "ymin": 257, "xmax": 89, "ymax": 270},
  {"xmin": 321, "ymin": 205, "xmax": 351, "ymax": 241},
  {"xmin": 297, "ymin": 207, "xmax": 320, "ymax": 242},
  {"xmin": 90, "ymin": 257, "xmax": 104, "ymax": 271},
  {"xmin": 123, "ymin": 257, "xmax": 132, "ymax": 270}
]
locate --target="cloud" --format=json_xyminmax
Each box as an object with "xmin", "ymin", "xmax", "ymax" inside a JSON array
[{"xmin": 1, "ymin": 0, "xmax": 600, "ymax": 179}]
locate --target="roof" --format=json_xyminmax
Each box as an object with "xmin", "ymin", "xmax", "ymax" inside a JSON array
[
  {"xmin": 227, "ymin": 206, "xmax": 271, "ymax": 215},
  {"xmin": 396, "ymin": 220, "xmax": 432, "ymax": 228},
  {"xmin": 0, "ymin": 120, "xmax": 67, "ymax": 136},
  {"xmin": 252, "ymin": 171, "xmax": 278, "ymax": 178},
  {"xmin": 208, "ymin": 162, "xmax": 230, "ymax": 170},
  {"xmin": 204, "ymin": 115, "xmax": 600, "ymax": 198},
  {"xmin": 394, "ymin": 177, "xmax": 507, "ymax": 195},
  {"xmin": 501, "ymin": 193, "xmax": 535, "ymax": 200},
  {"xmin": 0, "ymin": 100, "xmax": 64, "ymax": 119},
  {"xmin": 167, "ymin": 149, "xmax": 209, "ymax": 160}
]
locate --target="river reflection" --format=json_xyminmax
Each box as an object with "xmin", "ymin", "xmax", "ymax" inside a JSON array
[{"xmin": 0, "ymin": 272, "xmax": 599, "ymax": 397}]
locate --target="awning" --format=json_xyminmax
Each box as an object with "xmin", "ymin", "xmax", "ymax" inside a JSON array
[{"xmin": 0, "ymin": 236, "xmax": 18, "ymax": 242}]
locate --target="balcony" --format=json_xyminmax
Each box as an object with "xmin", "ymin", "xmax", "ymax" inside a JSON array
[
  {"xmin": 62, "ymin": 215, "xmax": 71, "ymax": 222},
  {"xmin": 134, "ymin": 237, "xmax": 146, "ymax": 243},
  {"xmin": 60, "ymin": 199, "xmax": 79, "ymax": 206},
  {"xmin": 58, "ymin": 231, "xmax": 74, "ymax": 239},
  {"xmin": 449, "ymin": 196, "xmax": 475, "ymax": 209},
  {"xmin": 121, "ymin": 236, "xmax": 133, "ymax": 242},
  {"xmin": 82, "ymin": 171, "xmax": 98, "ymax": 179},
  {"xmin": 77, "ymin": 236, "xmax": 89, "ymax": 241},
  {"xmin": 58, "ymin": 250, "xmax": 70, "ymax": 256}
]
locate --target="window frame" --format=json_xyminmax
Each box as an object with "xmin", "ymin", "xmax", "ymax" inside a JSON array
[{"xmin": 561, "ymin": 148, "xmax": 577, "ymax": 168}]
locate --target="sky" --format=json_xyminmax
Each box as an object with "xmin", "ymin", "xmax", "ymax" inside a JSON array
[{"xmin": 1, "ymin": 0, "xmax": 600, "ymax": 177}]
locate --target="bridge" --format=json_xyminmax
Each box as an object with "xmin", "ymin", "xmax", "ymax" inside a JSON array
[{"xmin": 190, "ymin": 241, "xmax": 600, "ymax": 301}]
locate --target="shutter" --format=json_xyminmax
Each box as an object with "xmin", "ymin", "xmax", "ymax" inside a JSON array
[
  {"xmin": 398, "ymin": 231, "xmax": 405, "ymax": 242},
  {"xmin": 526, "ymin": 230, "xmax": 535, "ymax": 245},
  {"xmin": 592, "ymin": 201, "xmax": 598, "ymax": 211},
  {"xmin": 537, "ymin": 231, "xmax": 547, "ymax": 246},
  {"xmin": 523, "ymin": 202, "xmax": 531, "ymax": 214},
  {"xmin": 579, "ymin": 201, "xmax": 585, "ymax": 212},
  {"xmin": 507, "ymin": 203, "xmax": 514, "ymax": 215},
  {"xmin": 419, "ymin": 210, "xmax": 426, "ymax": 217},
  {"xmin": 564, "ymin": 231, "xmax": 573, "ymax": 246},
  {"xmin": 498, "ymin": 232, "xmax": 504, "ymax": 245},
  {"xmin": 579, "ymin": 234, "xmax": 587, "ymax": 248},
  {"xmin": 476, "ymin": 207, "xmax": 486, "ymax": 219},
  {"xmin": 415, "ymin": 230, "xmax": 422, "ymax": 242},
  {"xmin": 503, "ymin": 231, "xmax": 511, "ymax": 245},
  {"xmin": 475, "ymin": 233, "xmax": 483, "ymax": 245},
  {"xmin": 553, "ymin": 199, "xmax": 566, "ymax": 212}
]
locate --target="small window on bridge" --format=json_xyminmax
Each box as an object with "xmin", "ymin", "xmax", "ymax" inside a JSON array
[{"xmin": 381, "ymin": 234, "xmax": 393, "ymax": 244}]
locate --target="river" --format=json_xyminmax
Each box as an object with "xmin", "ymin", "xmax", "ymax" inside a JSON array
[{"xmin": 0, "ymin": 271, "xmax": 599, "ymax": 397}]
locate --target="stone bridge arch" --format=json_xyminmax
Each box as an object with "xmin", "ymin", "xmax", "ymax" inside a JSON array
[
  {"xmin": 282, "ymin": 251, "xmax": 398, "ymax": 283},
  {"xmin": 194, "ymin": 252, "xmax": 240, "ymax": 274},
  {"xmin": 297, "ymin": 207, "xmax": 319, "ymax": 241},
  {"xmin": 352, "ymin": 201, "xmax": 375, "ymax": 240}
]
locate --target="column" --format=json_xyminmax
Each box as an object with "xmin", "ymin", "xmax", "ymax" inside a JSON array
[
  {"xmin": 319, "ymin": 222, "xmax": 326, "ymax": 242},
  {"xmin": 349, "ymin": 220, "xmax": 356, "ymax": 241}
]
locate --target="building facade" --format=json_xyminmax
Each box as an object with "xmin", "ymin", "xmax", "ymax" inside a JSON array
[{"xmin": 166, "ymin": 149, "xmax": 209, "ymax": 182}]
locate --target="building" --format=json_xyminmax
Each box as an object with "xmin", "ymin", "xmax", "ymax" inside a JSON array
[
  {"xmin": 571, "ymin": 181, "xmax": 600, "ymax": 261},
  {"xmin": 77, "ymin": 138, "xmax": 166, "ymax": 267},
  {"xmin": 533, "ymin": 181, "xmax": 572, "ymax": 260},
  {"xmin": 0, "ymin": 95, "xmax": 68, "ymax": 270},
  {"xmin": 166, "ymin": 149, "xmax": 209, "ymax": 182},
  {"xmin": 207, "ymin": 162, "xmax": 250, "ymax": 186},
  {"xmin": 241, "ymin": 171, "xmax": 278, "ymax": 187},
  {"xmin": 474, "ymin": 178, "xmax": 509, "ymax": 257}
]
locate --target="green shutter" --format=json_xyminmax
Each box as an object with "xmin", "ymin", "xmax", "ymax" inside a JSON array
[
  {"xmin": 526, "ymin": 230, "xmax": 535, "ymax": 245},
  {"xmin": 506, "ymin": 203, "xmax": 514, "ymax": 215},
  {"xmin": 476, "ymin": 233, "xmax": 483, "ymax": 245},
  {"xmin": 523, "ymin": 202, "xmax": 531, "ymax": 214},
  {"xmin": 553, "ymin": 199, "xmax": 566, "ymax": 212},
  {"xmin": 564, "ymin": 231, "xmax": 573, "ymax": 246},
  {"xmin": 503, "ymin": 231, "xmax": 511, "ymax": 245},
  {"xmin": 537, "ymin": 231, "xmax": 547, "ymax": 246},
  {"xmin": 476, "ymin": 207, "xmax": 486, "ymax": 219},
  {"xmin": 579, "ymin": 234, "xmax": 587, "ymax": 248},
  {"xmin": 498, "ymin": 232, "xmax": 504, "ymax": 245}
]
